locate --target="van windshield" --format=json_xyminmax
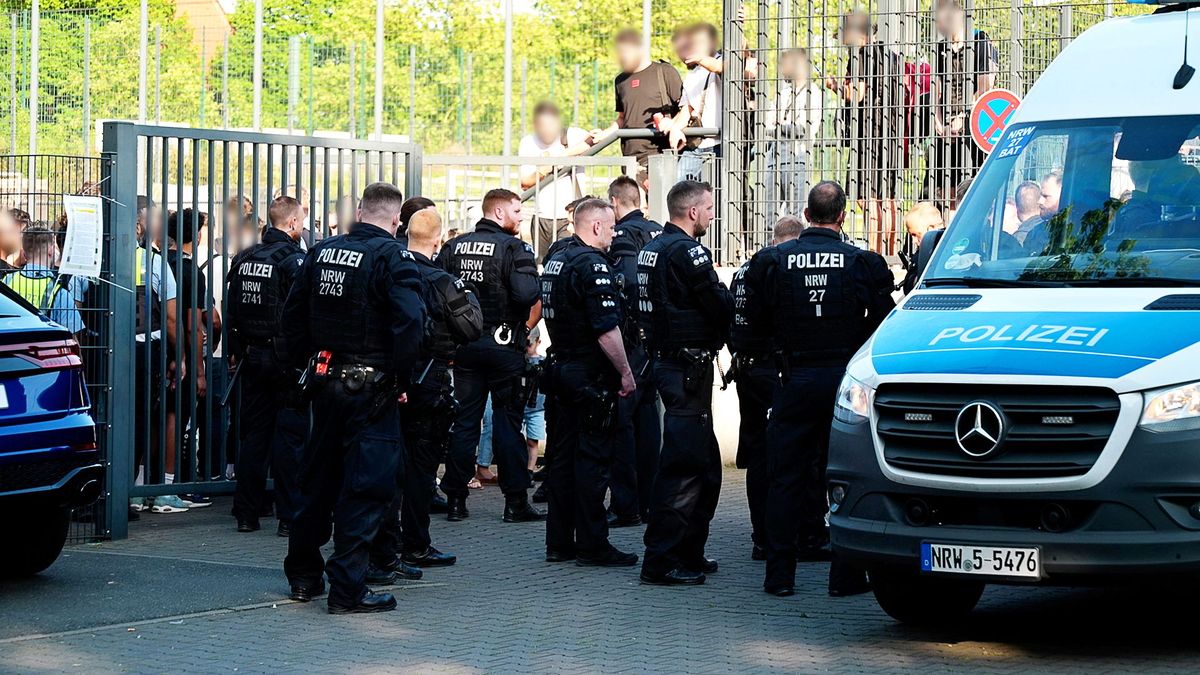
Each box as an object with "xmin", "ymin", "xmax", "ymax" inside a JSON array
[{"xmin": 924, "ymin": 115, "xmax": 1200, "ymax": 287}]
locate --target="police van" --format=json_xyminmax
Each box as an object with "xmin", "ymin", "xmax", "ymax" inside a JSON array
[{"xmin": 828, "ymin": 1, "xmax": 1200, "ymax": 624}]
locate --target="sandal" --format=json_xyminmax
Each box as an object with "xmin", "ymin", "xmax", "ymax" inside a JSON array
[{"xmin": 467, "ymin": 477, "xmax": 483, "ymax": 490}]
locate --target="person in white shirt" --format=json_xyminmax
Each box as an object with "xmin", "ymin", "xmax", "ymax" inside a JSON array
[
  {"xmin": 669, "ymin": 23, "xmax": 723, "ymax": 182},
  {"xmin": 519, "ymin": 101, "xmax": 592, "ymax": 262},
  {"xmin": 765, "ymin": 48, "xmax": 825, "ymax": 220}
]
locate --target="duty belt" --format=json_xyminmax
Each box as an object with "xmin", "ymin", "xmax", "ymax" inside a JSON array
[
  {"xmin": 486, "ymin": 322, "xmax": 523, "ymax": 347},
  {"xmin": 654, "ymin": 347, "xmax": 716, "ymax": 363},
  {"xmin": 330, "ymin": 364, "xmax": 390, "ymax": 393}
]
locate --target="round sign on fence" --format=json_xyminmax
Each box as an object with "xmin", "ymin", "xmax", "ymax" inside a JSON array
[{"xmin": 970, "ymin": 88, "xmax": 1022, "ymax": 153}]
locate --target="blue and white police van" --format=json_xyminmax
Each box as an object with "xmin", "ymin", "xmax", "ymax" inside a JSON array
[{"xmin": 828, "ymin": 1, "xmax": 1200, "ymax": 624}]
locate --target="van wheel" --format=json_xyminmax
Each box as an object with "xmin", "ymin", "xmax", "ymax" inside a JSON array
[
  {"xmin": 1, "ymin": 508, "xmax": 70, "ymax": 577},
  {"xmin": 869, "ymin": 567, "xmax": 984, "ymax": 625}
]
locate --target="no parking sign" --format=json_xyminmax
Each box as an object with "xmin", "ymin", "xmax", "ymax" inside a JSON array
[{"xmin": 970, "ymin": 88, "xmax": 1022, "ymax": 153}]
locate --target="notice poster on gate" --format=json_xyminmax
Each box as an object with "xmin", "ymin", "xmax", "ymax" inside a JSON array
[{"xmin": 59, "ymin": 194, "xmax": 104, "ymax": 279}]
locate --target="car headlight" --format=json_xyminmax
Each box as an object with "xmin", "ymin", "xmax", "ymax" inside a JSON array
[
  {"xmin": 1141, "ymin": 381, "xmax": 1200, "ymax": 432},
  {"xmin": 834, "ymin": 373, "xmax": 874, "ymax": 424}
]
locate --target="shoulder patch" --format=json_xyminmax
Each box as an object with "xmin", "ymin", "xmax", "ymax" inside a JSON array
[
  {"xmin": 686, "ymin": 244, "xmax": 712, "ymax": 267},
  {"xmin": 522, "ymin": 242, "xmax": 535, "ymax": 255},
  {"xmin": 592, "ymin": 262, "xmax": 610, "ymax": 274}
]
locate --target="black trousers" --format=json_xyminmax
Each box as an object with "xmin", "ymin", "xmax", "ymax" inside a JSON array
[
  {"xmin": 641, "ymin": 356, "xmax": 722, "ymax": 577},
  {"xmin": 763, "ymin": 366, "xmax": 842, "ymax": 591},
  {"xmin": 371, "ymin": 364, "xmax": 453, "ymax": 563},
  {"xmin": 734, "ymin": 360, "xmax": 779, "ymax": 548},
  {"xmin": 545, "ymin": 359, "xmax": 620, "ymax": 556},
  {"xmin": 443, "ymin": 340, "xmax": 531, "ymax": 499},
  {"xmin": 232, "ymin": 345, "xmax": 306, "ymax": 523},
  {"xmin": 610, "ymin": 346, "xmax": 660, "ymax": 520},
  {"xmin": 284, "ymin": 379, "xmax": 403, "ymax": 607}
]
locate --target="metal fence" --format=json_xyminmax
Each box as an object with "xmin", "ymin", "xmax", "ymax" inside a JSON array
[
  {"xmin": 720, "ymin": 0, "xmax": 1146, "ymax": 260},
  {"xmin": 0, "ymin": 153, "xmax": 115, "ymax": 542},
  {"xmin": 95, "ymin": 121, "xmax": 419, "ymax": 538}
]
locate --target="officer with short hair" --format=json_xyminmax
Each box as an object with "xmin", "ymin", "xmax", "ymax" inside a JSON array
[
  {"xmin": 368, "ymin": 207, "xmax": 482, "ymax": 579},
  {"xmin": 227, "ymin": 196, "xmax": 308, "ymax": 535},
  {"xmin": 729, "ymin": 216, "xmax": 803, "ymax": 561},
  {"xmin": 638, "ymin": 180, "xmax": 732, "ymax": 587},
  {"xmin": 744, "ymin": 181, "xmax": 895, "ymax": 597},
  {"xmin": 438, "ymin": 188, "xmax": 543, "ymax": 522},
  {"xmin": 280, "ymin": 182, "xmax": 426, "ymax": 615},
  {"xmin": 541, "ymin": 198, "xmax": 640, "ymax": 567},
  {"xmin": 605, "ymin": 174, "xmax": 663, "ymax": 526}
]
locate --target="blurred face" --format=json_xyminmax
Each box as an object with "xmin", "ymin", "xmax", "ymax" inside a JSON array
[
  {"xmin": 0, "ymin": 209, "xmax": 19, "ymax": 253},
  {"xmin": 533, "ymin": 112, "xmax": 563, "ymax": 144},
  {"xmin": 499, "ymin": 198, "xmax": 522, "ymax": 234},
  {"xmin": 841, "ymin": 18, "xmax": 869, "ymax": 46},
  {"xmin": 145, "ymin": 206, "xmax": 164, "ymax": 246},
  {"xmin": 689, "ymin": 30, "xmax": 714, "ymax": 58},
  {"xmin": 1039, "ymin": 178, "xmax": 1062, "ymax": 218},
  {"xmin": 672, "ymin": 32, "xmax": 691, "ymax": 60},
  {"xmin": 692, "ymin": 190, "xmax": 715, "ymax": 237},
  {"xmin": 616, "ymin": 40, "xmax": 643, "ymax": 72},
  {"xmin": 935, "ymin": 5, "xmax": 965, "ymax": 39}
]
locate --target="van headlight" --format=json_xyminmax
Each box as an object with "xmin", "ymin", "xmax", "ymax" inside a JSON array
[
  {"xmin": 1141, "ymin": 381, "xmax": 1200, "ymax": 432},
  {"xmin": 834, "ymin": 374, "xmax": 874, "ymax": 424}
]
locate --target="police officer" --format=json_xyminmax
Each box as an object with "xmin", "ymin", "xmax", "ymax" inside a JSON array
[
  {"xmin": 729, "ymin": 216, "xmax": 803, "ymax": 561},
  {"xmin": 280, "ymin": 182, "xmax": 426, "ymax": 615},
  {"xmin": 226, "ymin": 196, "xmax": 308, "ymax": 535},
  {"xmin": 368, "ymin": 207, "xmax": 483, "ymax": 580},
  {"xmin": 638, "ymin": 180, "xmax": 732, "ymax": 587},
  {"xmin": 541, "ymin": 198, "xmax": 639, "ymax": 566},
  {"xmin": 605, "ymin": 175, "xmax": 662, "ymax": 526},
  {"xmin": 438, "ymin": 189, "xmax": 543, "ymax": 522},
  {"xmin": 743, "ymin": 181, "xmax": 895, "ymax": 597}
]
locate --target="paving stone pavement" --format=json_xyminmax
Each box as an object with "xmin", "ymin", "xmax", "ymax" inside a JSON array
[{"xmin": 3, "ymin": 469, "xmax": 1200, "ymax": 674}]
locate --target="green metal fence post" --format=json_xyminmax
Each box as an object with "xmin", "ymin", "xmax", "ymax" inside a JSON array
[{"xmin": 102, "ymin": 120, "xmax": 138, "ymax": 540}]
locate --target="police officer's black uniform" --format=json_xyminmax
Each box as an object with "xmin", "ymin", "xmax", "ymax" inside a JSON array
[
  {"xmin": 638, "ymin": 223, "xmax": 732, "ymax": 585},
  {"xmin": 369, "ymin": 250, "xmax": 482, "ymax": 574},
  {"xmin": 226, "ymin": 226, "xmax": 307, "ymax": 535},
  {"xmin": 743, "ymin": 226, "xmax": 894, "ymax": 596},
  {"xmin": 437, "ymin": 218, "xmax": 542, "ymax": 521},
  {"xmin": 728, "ymin": 255, "xmax": 780, "ymax": 561},
  {"xmin": 541, "ymin": 236, "xmax": 639, "ymax": 566},
  {"xmin": 280, "ymin": 221, "xmax": 426, "ymax": 613},
  {"xmin": 607, "ymin": 209, "xmax": 663, "ymax": 524}
]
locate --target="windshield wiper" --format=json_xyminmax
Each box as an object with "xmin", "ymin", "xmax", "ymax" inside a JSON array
[
  {"xmin": 922, "ymin": 278, "xmax": 1066, "ymax": 288},
  {"xmin": 1062, "ymin": 277, "xmax": 1200, "ymax": 287}
]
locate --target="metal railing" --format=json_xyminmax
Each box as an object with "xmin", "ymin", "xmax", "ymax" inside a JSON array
[{"xmin": 102, "ymin": 121, "xmax": 421, "ymax": 538}]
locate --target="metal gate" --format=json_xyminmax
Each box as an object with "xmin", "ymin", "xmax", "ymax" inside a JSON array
[{"xmin": 101, "ymin": 121, "xmax": 421, "ymax": 538}]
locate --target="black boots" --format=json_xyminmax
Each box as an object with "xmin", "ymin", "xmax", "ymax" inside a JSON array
[
  {"xmin": 502, "ymin": 494, "xmax": 545, "ymax": 523},
  {"xmin": 446, "ymin": 495, "xmax": 469, "ymax": 522}
]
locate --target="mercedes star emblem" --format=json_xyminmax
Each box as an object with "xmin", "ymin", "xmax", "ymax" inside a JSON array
[{"xmin": 954, "ymin": 401, "xmax": 1007, "ymax": 458}]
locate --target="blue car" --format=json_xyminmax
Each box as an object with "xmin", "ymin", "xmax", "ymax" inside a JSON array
[{"xmin": 0, "ymin": 281, "xmax": 100, "ymax": 577}]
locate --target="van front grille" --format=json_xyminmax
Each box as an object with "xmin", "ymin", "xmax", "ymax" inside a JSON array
[{"xmin": 875, "ymin": 384, "xmax": 1121, "ymax": 479}]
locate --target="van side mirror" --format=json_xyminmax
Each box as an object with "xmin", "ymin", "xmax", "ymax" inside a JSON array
[{"xmin": 915, "ymin": 229, "xmax": 944, "ymax": 282}]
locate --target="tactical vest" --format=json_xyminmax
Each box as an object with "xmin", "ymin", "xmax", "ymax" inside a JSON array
[
  {"xmin": 770, "ymin": 238, "xmax": 863, "ymax": 361},
  {"xmin": 541, "ymin": 244, "xmax": 606, "ymax": 357},
  {"xmin": 444, "ymin": 231, "xmax": 521, "ymax": 329},
  {"xmin": 729, "ymin": 260, "xmax": 770, "ymax": 356},
  {"xmin": 637, "ymin": 230, "xmax": 719, "ymax": 351},
  {"xmin": 307, "ymin": 236, "xmax": 391, "ymax": 365},
  {"xmin": 227, "ymin": 241, "xmax": 298, "ymax": 344},
  {"xmin": 134, "ymin": 247, "xmax": 162, "ymax": 335}
]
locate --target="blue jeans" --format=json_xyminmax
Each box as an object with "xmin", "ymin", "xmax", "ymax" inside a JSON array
[
  {"xmin": 676, "ymin": 146, "xmax": 720, "ymax": 183},
  {"xmin": 764, "ymin": 144, "xmax": 809, "ymax": 221},
  {"xmin": 479, "ymin": 396, "xmax": 495, "ymax": 467}
]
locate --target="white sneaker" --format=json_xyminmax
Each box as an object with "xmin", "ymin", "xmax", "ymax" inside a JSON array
[
  {"xmin": 150, "ymin": 495, "xmax": 190, "ymax": 514},
  {"xmin": 129, "ymin": 498, "xmax": 149, "ymax": 512}
]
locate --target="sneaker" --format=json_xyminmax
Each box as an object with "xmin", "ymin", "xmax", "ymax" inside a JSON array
[
  {"xmin": 150, "ymin": 495, "xmax": 190, "ymax": 514},
  {"xmin": 180, "ymin": 494, "xmax": 213, "ymax": 508},
  {"xmin": 129, "ymin": 498, "xmax": 150, "ymax": 513}
]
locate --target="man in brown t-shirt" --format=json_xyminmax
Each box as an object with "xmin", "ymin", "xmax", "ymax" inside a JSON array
[{"xmin": 592, "ymin": 29, "xmax": 683, "ymax": 187}]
